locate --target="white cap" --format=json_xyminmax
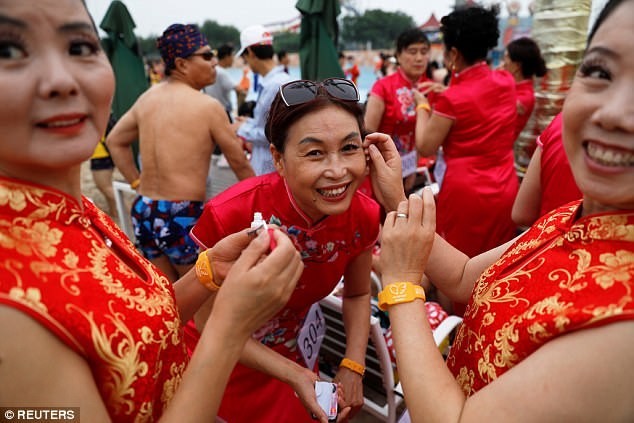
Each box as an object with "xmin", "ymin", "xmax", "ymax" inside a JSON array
[{"xmin": 235, "ymin": 25, "xmax": 273, "ymax": 58}]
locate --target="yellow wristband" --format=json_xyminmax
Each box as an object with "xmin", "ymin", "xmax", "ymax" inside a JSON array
[
  {"xmin": 130, "ymin": 178, "xmax": 141, "ymax": 190},
  {"xmin": 339, "ymin": 358, "xmax": 365, "ymax": 377},
  {"xmin": 195, "ymin": 250, "xmax": 221, "ymax": 291},
  {"xmin": 416, "ymin": 103, "xmax": 431, "ymax": 113},
  {"xmin": 378, "ymin": 282, "xmax": 426, "ymax": 311}
]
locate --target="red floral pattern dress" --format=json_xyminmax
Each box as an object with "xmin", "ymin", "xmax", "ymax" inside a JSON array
[
  {"xmin": 0, "ymin": 176, "xmax": 188, "ymax": 422},
  {"xmin": 447, "ymin": 201, "xmax": 634, "ymax": 395},
  {"xmin": 187, "ymin": 172, "xmax": 381, "ymax": 422}
]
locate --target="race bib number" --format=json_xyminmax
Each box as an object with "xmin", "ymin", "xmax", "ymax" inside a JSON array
[
  {"xmin": 297, "ymin": 303, "xmax": 326, "ymax": 370},
  {"xmin": 401, "ymin": 150, "xmax": 417, "ymax": 178}
]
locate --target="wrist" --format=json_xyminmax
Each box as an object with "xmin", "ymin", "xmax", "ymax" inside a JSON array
[
  {"xmin": 416, "ymin": 103, "xmax": 431, "ymax": 114},
  {"xmin": 378, "ymin": 282, "xmax": 426, "ymax": 311},
  {"xmin": 339, "ymin": 357, "xmax": 365, "ymax": 377},
  {"xmin": 129, "ymin": 178, "xmax": 140, "ymax": 190},
  {"xmin": 195, "ymin": 250, "xmax": 221, "ymax": 291}
]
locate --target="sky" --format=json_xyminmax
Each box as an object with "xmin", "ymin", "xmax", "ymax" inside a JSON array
[{"xmin": 85, "ymin": 0, "xmax": 536, "ymax": 38}]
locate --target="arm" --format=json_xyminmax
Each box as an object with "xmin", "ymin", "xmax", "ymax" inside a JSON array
[
  {"xmin": 334, "ymin": 250, "xmax": 373, "ymax": 418},
  {"xmin": 0, "ymin": 229, "xmax": 303, "ymax": 423},
  {"xmin": 364, "ymin": 95, "xmax": 385, "ymax": 133},
  {"xmin": 415, "ymin": 110, "xmax": 453, "ymax": 158},
  {"xmin": 380, "ymin": 194, "xmax": 634, "ymax": 422},
  {"xmin": 207, "ymin": 101, "xmax": 255, "ymax": 180},
  {"xmin": 511, "ymin": 147, "xmax": 543, "ymax": 227},
  {"xmin": 105, "ymin": 109, "xmax": 140, "ymax": 185}
]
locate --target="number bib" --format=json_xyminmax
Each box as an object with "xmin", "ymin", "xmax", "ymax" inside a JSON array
[
  {"xmin": 401, "ymin": 150, "xmax": 417, "ymax": 178},
  {"xmin": 297, "ymin": 303, "xmax": 326, "ymax": 370}
]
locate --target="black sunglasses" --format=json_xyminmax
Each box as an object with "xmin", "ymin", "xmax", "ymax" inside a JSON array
[
  {"xmin": 279, "ymin": 78, "xmax": 360, "ymax": 107},
  {"xmin": 189, "ymin": 51, "xmax": 215, "ymax": 61}
]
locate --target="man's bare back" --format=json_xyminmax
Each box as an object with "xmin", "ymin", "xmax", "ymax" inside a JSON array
[{"xmin": 109, "ymin": 81, "xmax": 252, "ymax": 201}]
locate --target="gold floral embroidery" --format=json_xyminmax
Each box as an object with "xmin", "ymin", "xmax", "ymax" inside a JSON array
[
  {"xmin": 0, "ymin": 184, "xmax": 27, "ymax": 211},
  {"xmin": 8, "ymin": 286, "xmax": 47, "ymax": 313}
]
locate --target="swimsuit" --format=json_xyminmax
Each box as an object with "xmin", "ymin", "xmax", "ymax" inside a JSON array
[{"xmin": 131, "ymin": 196, "xmax": 203, "ymax": 265}]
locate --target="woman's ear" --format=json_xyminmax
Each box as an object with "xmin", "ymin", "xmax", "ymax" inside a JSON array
[{"xmin": 270, "ymin": 144, "xmax": 285, "ymax": 175}]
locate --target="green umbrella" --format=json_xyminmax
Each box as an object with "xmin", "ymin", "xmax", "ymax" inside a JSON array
[
  {"xmin": 296, "ymin": 0, "xmax": 344, "ymax": 81},
  {"xmin": 100, "ymin": 0, "xmax": 148, "ymax": 166}
]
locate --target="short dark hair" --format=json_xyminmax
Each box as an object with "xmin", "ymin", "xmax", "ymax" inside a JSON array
[
  {"xmin": 244, "ymin": 44, "xmax": 274, "ymax": 60},
  {"xmin": 217, "ymin": 44, "xmax": 234, "ymax": 60},
  {"xmin": 396, "ymin": 28, "xmax": 430, "ymax": 53},
  {"xmin": 507, "ymin": 37, "xmax": 547, "ymax": 78},
  {"xmin": 276, "ymin": 50, "xmax": 287, "ymax": 60},
  {"xmin": 440, "ymin": 6, "xmax": 500, "ymax": 64},
  {"xmin": 265, "ymin": 88, "xmax": 365, "ymax": 153}
]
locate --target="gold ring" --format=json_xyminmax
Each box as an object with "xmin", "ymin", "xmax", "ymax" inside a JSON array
[{"xmin": 395, "ymin": 213, "xmax": 408, "ymax": 219}]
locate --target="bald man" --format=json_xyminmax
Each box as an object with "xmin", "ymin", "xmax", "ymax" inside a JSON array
[{"xmin": 107, "ymin": 24, "xmax": 254, "ymax": 282}]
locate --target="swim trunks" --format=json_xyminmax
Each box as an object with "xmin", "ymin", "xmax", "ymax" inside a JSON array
[{"xmin": 131, "ymin": 196, "xmax": 203, "ymax": 265}]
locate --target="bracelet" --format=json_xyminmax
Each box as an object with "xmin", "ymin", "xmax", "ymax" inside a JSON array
[
  {"xmin": 339, "ymin": 358, "xmax": 365, "ymax": 377},
  {"xmin": 130, "ymin": 178, "xmax": 141, "ymax": 190},
  {"xmin": 416, "ymin": 103, "xmax": 431, "ymax": 113},
  {"xmin": 195, "ymin": 250, "xmax": 221, "ymax": 291},
  {"xmin": 378, "ymin": 282, "xmax": 426, "ymax": 311}
]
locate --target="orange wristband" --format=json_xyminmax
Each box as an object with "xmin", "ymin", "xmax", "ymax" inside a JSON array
[
  {"xmin": 130, "ymin": 178, "xmax": 141, "ymax": 190},
  {"xmin": 339, "ymin": 358, "xmax": 365, "ymax": 377},
  {"xmin": 195, "ymin": 250, "xmax": 221, "ymax": 291},
  {"xmin": 416, "ymin": 103, "xmax": 431, "ymax": 113}
]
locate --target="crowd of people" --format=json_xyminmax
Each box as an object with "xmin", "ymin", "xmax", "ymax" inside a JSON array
[{"xmin": 0, "ymin": 0, "xmax": 632, "ymax": 422}]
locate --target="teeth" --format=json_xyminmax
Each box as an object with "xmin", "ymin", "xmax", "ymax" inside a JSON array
[
  {"xmin": 587, "ymin": 142, "xmax": 634, "ymax": 167},
  {"xmin": 44, "ymin": 119, "xmax": 82, "ymax": 127},
  {"xmin": 318, "ymin": 186, "xmax": 347, "ymax": 197}
]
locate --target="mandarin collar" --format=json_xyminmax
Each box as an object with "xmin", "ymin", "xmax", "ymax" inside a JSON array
[
  {"xmin": 558, "ymin": 202, "xmax": 634, "ymax": 243},
  {"xmin": 451, "ymin": 61, "xmax": 489, "ymax": 84},
  {"xmin": 0, "ymin": 175, "xmax": 91, "ymax": 228}
]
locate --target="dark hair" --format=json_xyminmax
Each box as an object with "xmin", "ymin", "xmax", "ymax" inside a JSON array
[
  {"xmin": 265, "ymin": 89, "xmax": 365, "ymax": 153},
  {"xmin": 440, "ymin": 6, "xmax": 500, "ymax": 64},
  {"xmin": 244, "ymin": 44, "xmax": 274, "ymax": 60},
  {"xmin": 276, "ymin": 50, "xmax": 288, "ymax": 60},
  {"xmin": 507, "ymin": 37, "xmax": 547, "ymax": 78},
  {"xmin": 396, "ymin": 28, "xmax": 430, "ymax": 53},
  {"xmin": 217, "ymin": 44, "xmax": 234, "ymax": 60},
  {"xmin": 588, "ymin": 0, "xmax": 628, "ymax": 44}
]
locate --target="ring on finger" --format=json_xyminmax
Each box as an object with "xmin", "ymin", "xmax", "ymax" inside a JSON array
[{"xmin": 395, "ymin": 213, "xmax": 408, "ymax": 219}]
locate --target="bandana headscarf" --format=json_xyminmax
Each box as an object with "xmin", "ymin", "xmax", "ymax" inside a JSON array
[{"xmin": 157, "ymin": 24, "xmax": 208, "ymax": 72}]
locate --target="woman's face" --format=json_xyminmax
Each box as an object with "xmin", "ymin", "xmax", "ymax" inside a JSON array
[
  {"xmin": 272, "ymin": 105, "xmax": 367, "ymax": 222},
  {"xmin": 396, "ymin": 42, "xmax": 430, "ymax": 81},
  {"xmin": 562, "ymin": 0, "xmax": 634, "ymax": 214},
  {"xmin": 0, "ymin": 0, "xmax": 114, "ymax": 183}
]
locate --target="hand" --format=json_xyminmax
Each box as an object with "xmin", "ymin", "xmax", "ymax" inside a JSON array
[
  {"xmin": 210, "ymin": 228, "xmax": 303, "ymax": 335},
  {"xmin": 206, "ymin": 228, "xmax": 255, "ymax": 282},
  {"xmin": 380, "ymin": 190, "xmax": 436, "ymax": 286},
  {"xmin": 289, "ymin": 368, "xmax": 330, "ymax": 423},
  {"xmin": 363, "ymin": 132, "xmax": 406, "ymax": 212},
  {"xmin": 417, "ymin": 80, "xmax": 446, "ymax": 95},
  {"xmin": 333, "ymin": 368, "xmax": 364, "ymax": 421}
]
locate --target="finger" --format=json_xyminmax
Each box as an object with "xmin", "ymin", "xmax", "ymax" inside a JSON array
[
  {"xmin": 421, "ymin": 186, "xmax": 436, "ymax": 232},
  {"xmin": 337, "ymin": 406, "xmax": 351, "ymax": 422},
  {"xmin": 232, "ymin": 228, "xmax": 271, "ymax": 269},
  {"xmin": 408, "ymin": 193, "xmax": 423, "ymax": 224},
  {"xmin": 394, "ymin": 199, "xmax": 410, "ymax": 225}
]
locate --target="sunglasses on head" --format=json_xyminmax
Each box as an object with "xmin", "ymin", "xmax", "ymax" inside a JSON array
[
  {"xmin": 189, "ymin": 51, "xmax": 215, "ymax": 61},
  {"xmin": 279, "ymin": 78, "xmax": 360, "ymax": 107}
]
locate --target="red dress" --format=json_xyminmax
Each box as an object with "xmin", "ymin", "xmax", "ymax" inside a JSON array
[
  {"xmin": 433, "ymin": 62, "xmax": 518, "ymax": 257},
  {"xmin": 447, "ymin": 201, "xmax": 634, "ymax": 395},
  {"xmin": 187, "ymin": 172, "xmax": 380, "ymax": 422},
  {"xmin": 369, "ymin": 68, "xmax": 436, "ymax": 178},
  {"xmin": 537, "ymin": 113, "xmax": 582, "ymax": 216},
  {"xmin": 513, "ymin": 79, "xmax": 535, "ymax": 139},
  {"xmin": 0, "ymin": 176, "xmax": 188, "ymax": 422}
]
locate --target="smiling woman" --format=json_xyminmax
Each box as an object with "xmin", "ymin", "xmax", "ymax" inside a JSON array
[{"xmin": 185, "ymin": 78, "xmax": 381, "ymax": 422}]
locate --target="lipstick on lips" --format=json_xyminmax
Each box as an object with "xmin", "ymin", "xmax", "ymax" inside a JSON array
[{"xmin": 36, "ymin": 114, "xmax": 87, "ymax": 136}]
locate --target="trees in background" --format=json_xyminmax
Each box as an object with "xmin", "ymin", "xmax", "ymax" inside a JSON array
[{"xmin": 134, "ymin": 10, "xmax": 418, "ymax": 56}]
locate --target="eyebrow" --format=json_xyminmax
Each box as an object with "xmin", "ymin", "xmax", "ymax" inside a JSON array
[
  {"xmin": 0, "ymin": 14, "xmax": 27, "ymax": 28},
  {"xmin": 0, "ymin": 14, "xmax": 95, "ymax": 34},
  {"xmin": 585, "ymin": 45, "xmax": 619, "ymax": 60},
  {"xmin": 298, "ymin": 132, "xmax": 362, "ymax": 146}
]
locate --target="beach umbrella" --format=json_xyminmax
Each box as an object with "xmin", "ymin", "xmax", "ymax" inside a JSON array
[
  {"xmin": 296, "ymin": 0, "xmax": 344, "ymax": 81},
  {"xmin": 100, "ymin": 0, "xmax": 148, "ymax": 165}
]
